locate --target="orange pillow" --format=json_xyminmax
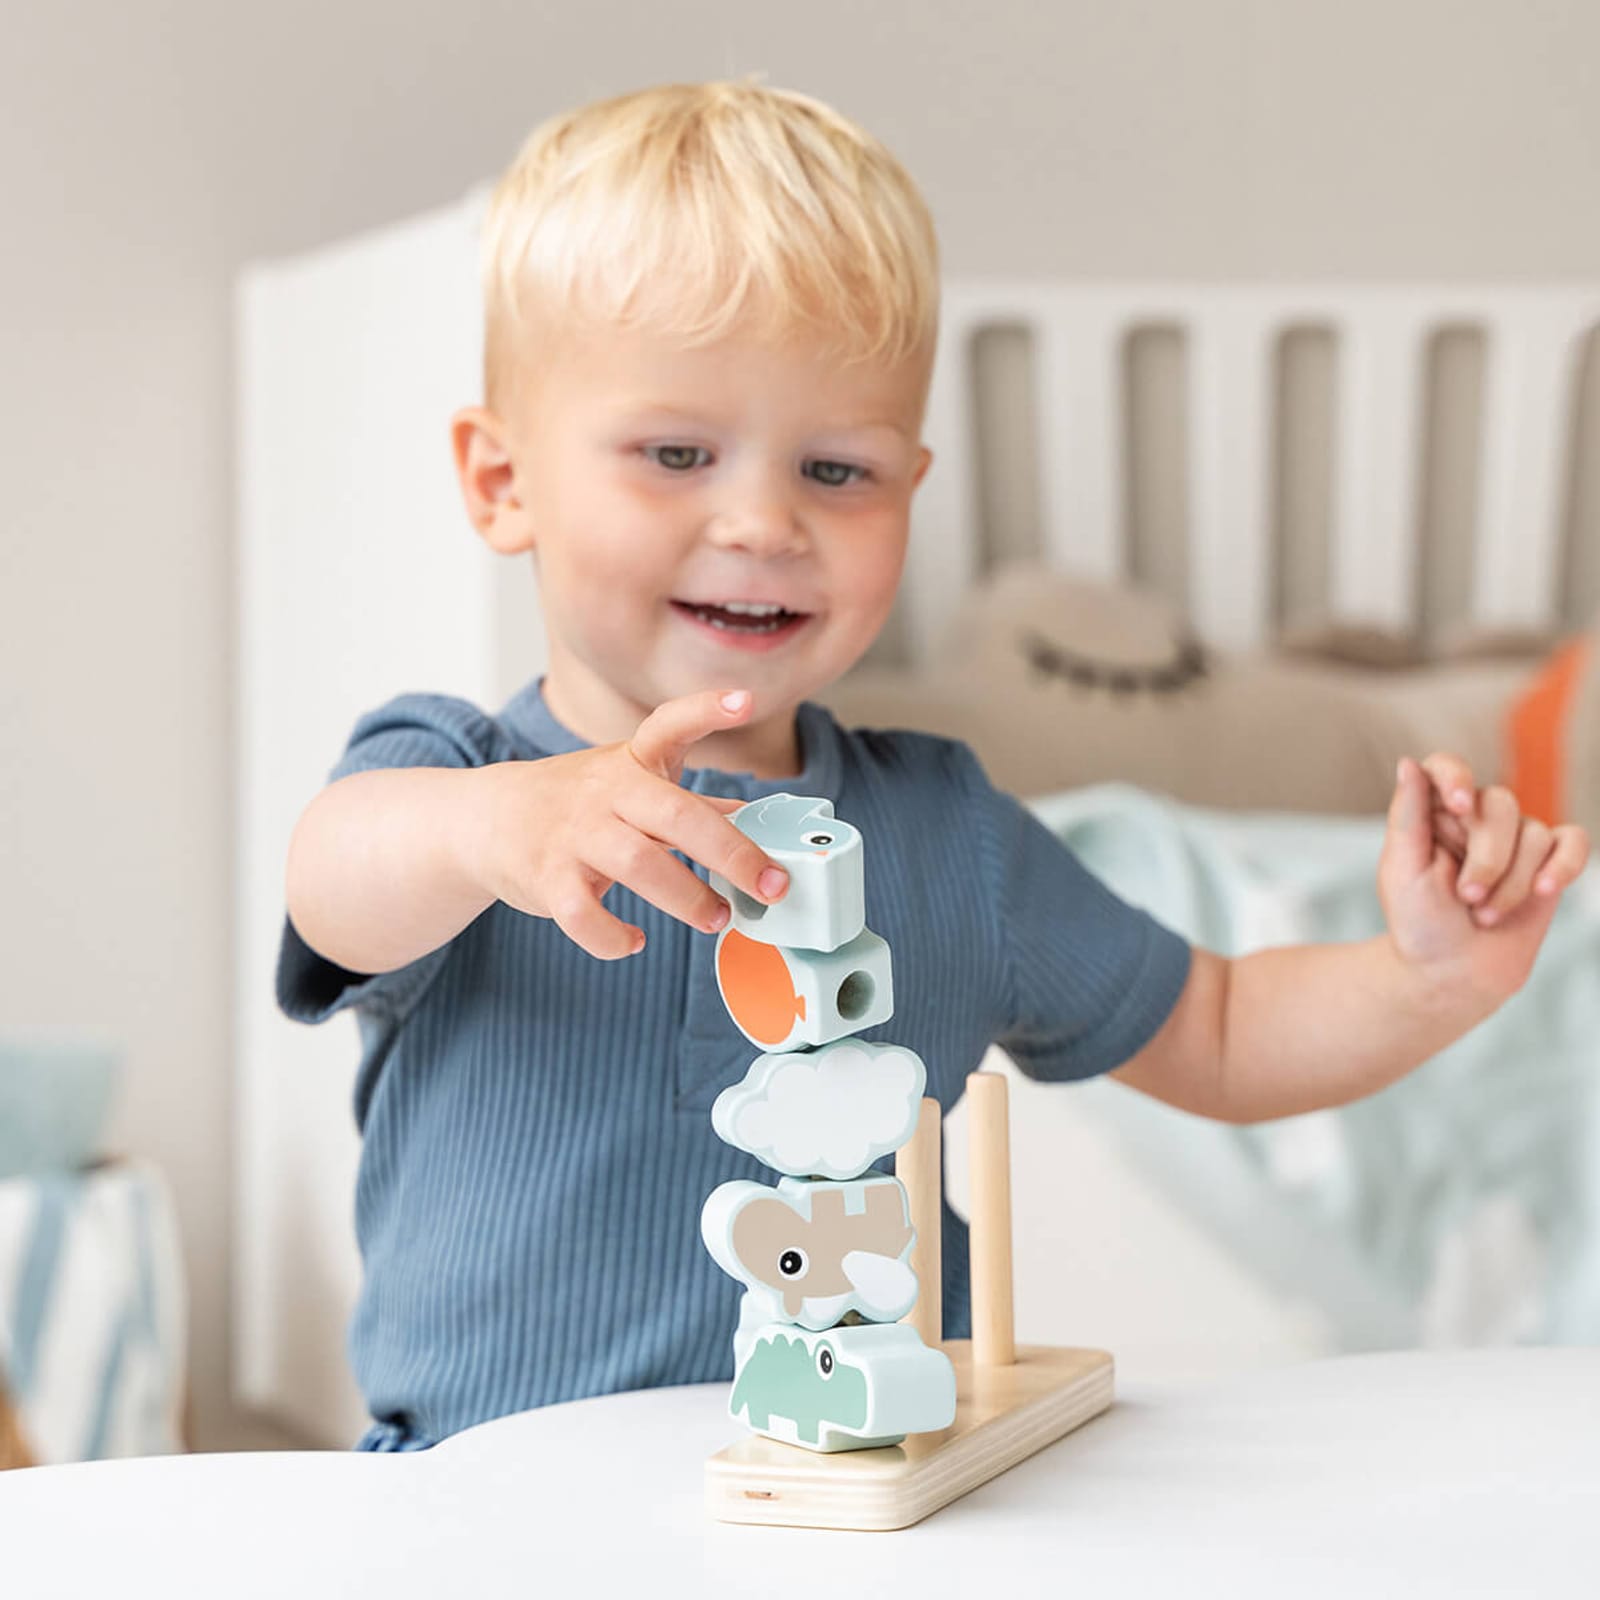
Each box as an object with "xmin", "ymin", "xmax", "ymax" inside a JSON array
[{"xmin": 1505, "ymin": 638, "xmax": 1591, "ymax": 826}]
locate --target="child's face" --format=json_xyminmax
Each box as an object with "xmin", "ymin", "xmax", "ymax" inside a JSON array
[{"xmin": 455, "ymin": 317, "xmax": 932, "ymax": 771}]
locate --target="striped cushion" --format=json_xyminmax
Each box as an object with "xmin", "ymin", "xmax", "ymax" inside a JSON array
[{"xmin": 0, "ymin": 1160, "xmax": 186, "ymax": 1464}]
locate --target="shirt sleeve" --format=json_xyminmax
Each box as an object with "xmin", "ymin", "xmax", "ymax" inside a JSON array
[
  {"xmin": 275, "ymin": 693, "xmax": 511, "ymax": 1028},
  {"xmin": 963, "ymin": 747, "xmax": 1193, "ymax": 1082}
]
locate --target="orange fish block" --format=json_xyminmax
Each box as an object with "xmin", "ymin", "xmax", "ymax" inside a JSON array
[{"xmin": 715, "ymin": 926, "xmax": 893, "ymax": 1051}]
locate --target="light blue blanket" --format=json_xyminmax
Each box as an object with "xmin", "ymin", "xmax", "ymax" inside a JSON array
[{"xmin": 1032, "ymin": 784, "xmax": 1600, "ymax": 1352}]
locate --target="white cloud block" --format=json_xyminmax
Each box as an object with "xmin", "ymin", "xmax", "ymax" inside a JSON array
[{"xmin": 713, "ymin": 1040, "xmax": 927, "ymax": 1179}]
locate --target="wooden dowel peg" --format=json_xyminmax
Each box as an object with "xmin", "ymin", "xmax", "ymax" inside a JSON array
[
  {"xmin": 897, "ymin": 1096, "xmax": 943, "ymax": 1348},
  {"xmin": 966, "ymin": 1070, "xmax": 1015, "ymax": 1367}
]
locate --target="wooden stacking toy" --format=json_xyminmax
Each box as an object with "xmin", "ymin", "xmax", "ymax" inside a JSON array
[
  {"xmin": 702, "ymin": 794, "xmax": 1117, "ymax": 1530},
  {"xmin": 702, "ymin": 793, "xmax": 954, "ymax": 1454}
]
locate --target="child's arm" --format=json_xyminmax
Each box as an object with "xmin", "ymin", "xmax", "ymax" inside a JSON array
[
  {"xmin": 1111, "ymin": 755, "xmax": 1592, "ymax": 1124},
  {"xmin": 286, "ymin": 687, "xmax": 785, "ymax": 974}
]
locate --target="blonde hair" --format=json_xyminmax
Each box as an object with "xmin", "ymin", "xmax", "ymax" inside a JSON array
[{"xmin": 479, "ymin": 78, "xmax": 941, "ymax": 412}]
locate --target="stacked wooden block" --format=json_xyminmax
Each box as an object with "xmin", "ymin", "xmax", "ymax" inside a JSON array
[{"xmin": 700, "ymin": 794, "xmax": 956, "ymax": 1452}]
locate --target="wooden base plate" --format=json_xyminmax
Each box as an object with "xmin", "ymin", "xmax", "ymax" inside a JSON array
[{"xmin": 706, "ymin": 1341, "xmax": 1113, "ymax": 1531}]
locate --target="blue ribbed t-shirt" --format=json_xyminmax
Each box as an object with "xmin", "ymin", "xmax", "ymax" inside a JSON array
[{"xmin": 276, "ymin": 677, "xmax": 1192, "ymax": 1448}]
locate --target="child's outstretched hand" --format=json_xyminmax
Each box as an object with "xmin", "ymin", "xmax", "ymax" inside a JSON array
[
  {"xmin": 1378, "ymin": 753, "xmax": 1591, "ymax": 1004},
  {"xmin": 467, "ymin": 687, "xmax": 787, "ymax": 960}
]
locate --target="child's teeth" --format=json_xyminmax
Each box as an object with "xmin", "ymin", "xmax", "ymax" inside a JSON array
[
  {"xmin": 706, "ymin": 611, "xmax": 782, "ymax": 631},
  {"xmin": 682, "ymin": 599, "xmax": 796, "ymax": 633}
]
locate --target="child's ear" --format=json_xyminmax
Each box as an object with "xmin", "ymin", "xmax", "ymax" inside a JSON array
[
  {"xmin": 912, "ymin": 445, "xmax": 933, "ymax": 489},
  {"xmin": 451, "ymin": 405, "xmax": 535, "ymax": 555}
]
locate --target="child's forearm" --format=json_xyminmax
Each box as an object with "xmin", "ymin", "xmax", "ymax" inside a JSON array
[
  {"xmin": 1215, "ymin": 936, "xmax": 1499, "ymax": 1123},
  {"xmin": 285, "ymin": 767, "xmax": 495, "ymax": 974},
  {"xmin": 1121, "ymin": 758, "xmax": 1586, "ymax": 1124}
]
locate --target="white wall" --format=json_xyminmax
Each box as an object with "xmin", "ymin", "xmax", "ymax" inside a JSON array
[{"xmin": 4, "ymin": 0, "xmax": 1600, "ymax": 1451}]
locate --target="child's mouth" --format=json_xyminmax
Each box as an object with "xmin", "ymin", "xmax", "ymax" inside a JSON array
[{"xmin": 669, "ymin": 598, "xmax": 812, "ymax": 650}]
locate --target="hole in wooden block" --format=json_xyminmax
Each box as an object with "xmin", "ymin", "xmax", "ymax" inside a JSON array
[
  {"xmin": 836, "ymin": 970, "xmax": 875, "ymax": 1022},
  {"xmin": 732, "ymin": 888, "xmax": 767, "ymax": 922}
]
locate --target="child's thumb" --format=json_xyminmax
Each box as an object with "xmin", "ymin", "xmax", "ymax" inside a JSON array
[{"xmin": 1383, "ymin": 757, "xmax": 1435, "ymax": 880}]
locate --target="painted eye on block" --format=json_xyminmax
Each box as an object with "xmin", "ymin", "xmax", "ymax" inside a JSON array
[
  {"xmin": 779, "ymin": 1248, "xmax": 808, "ymax": 1279},
  {"xmin": 816, "ymin": 1345, "xmax": 835, "ymax": 1379}
]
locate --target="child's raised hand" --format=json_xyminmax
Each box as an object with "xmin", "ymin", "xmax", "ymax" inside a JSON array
[
  {"xmin": 465, "ymin": 688, "xmax": 787, "ymax": 960},
  {"xmin": 1377, "ymin": 752, "xmax": 1590, "ymax": 1003}
]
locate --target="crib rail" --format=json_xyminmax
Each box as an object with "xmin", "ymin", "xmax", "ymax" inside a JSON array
[{"xmin": 910, "ymin": 286, "xmax": 1600, "ymax": 662}]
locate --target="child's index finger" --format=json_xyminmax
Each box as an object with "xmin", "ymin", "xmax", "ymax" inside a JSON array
[
  {"xmin": 614, "ymin": 785, "xmax": 788, "ymax": 906},
  {"xmin": 626, "ymin": 687, "xmax": 753, "ymax": 780}
]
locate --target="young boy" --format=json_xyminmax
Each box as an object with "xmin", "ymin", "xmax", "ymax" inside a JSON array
[{"xmin": 278, "ymin": 80, "xmax": 1590, "ymax": 1453}]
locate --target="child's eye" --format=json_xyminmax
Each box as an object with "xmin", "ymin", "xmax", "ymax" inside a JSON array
[
  {"xmin": 805, "ymin": 459, "xmax": 868, "ymax": 488},
  {"xmin": 644, "ymin": 444, "xmax": 711, "ymax": 472}
]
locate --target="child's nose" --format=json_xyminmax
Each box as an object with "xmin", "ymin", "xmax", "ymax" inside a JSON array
[{"xmin": 706, "ymin": 483, "xmax": 808, "ymax": 557}]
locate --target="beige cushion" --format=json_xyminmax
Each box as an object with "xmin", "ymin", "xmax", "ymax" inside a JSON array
[{"xmin": 821, "ymin": 564, "xmax": 1533, "ymax": 813}]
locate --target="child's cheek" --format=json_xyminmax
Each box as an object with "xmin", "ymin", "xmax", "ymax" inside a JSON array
[
  {"xmin": 574, "ymin": 480, "xmax": 673, "ymax": 570},
  {"xmin": 844, "ymin": 510, "xmax": 910, "ymax": 598}
]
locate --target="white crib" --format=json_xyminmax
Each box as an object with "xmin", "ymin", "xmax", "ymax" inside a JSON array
[{"xmin": 235, "ymin": 185, "xmax": 1599, "ymax": 1444}]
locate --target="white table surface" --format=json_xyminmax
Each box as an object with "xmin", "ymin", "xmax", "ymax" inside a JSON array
[{"xmin": 4, "ymin": 1349, "xmax": 1597, "ymax": 1598}]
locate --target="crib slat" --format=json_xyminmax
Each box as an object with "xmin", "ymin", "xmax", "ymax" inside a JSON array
[
  {"xmin": 1189, "ymin": 309, "xmax": 1273, "ymax": 651},
  {"xmin": 908, "ymin": 308, "xmax": 983, "ymax": 666},
  {"xmin": 1035, "ymin": 302, "xmax": 1124, "ymax": 585},
  {"xmin": 1330, "ymin": 308, "xmax": 1426, "ymax": 633},
  {"xmin": 1473, "ymin": 309, "xmax": 1590, "ymax": 633}
]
